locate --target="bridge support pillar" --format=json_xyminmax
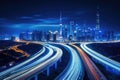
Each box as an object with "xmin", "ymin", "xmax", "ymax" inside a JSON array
[
  {"xmin": 47, "ymin": 67, "xmax": 50, "ymax": 76},
  {"xmin": 55, "ymin": 62, "xmax": 57, "ymax": 69},
  {"xmin": 105, "ymin": 66, "xmax": 109, "ymax": 70},
  {"xmin": 34, "ymin": 75, "xmax": 38, "ymax": 80},
  {"xmin": 59, "ymin": 57, "xmax": 62, "ymax": 62}
]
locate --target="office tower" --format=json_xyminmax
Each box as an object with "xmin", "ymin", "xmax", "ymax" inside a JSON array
[
  {"xmin": 69, "ymin": 21, "xmax": 74, "ymax": 40},
  {"xmin": 96, "ymin": 5, "xmax": 100, "ymax": 30},
  {"xmin": 59, "ymin": 12, "xmax": 62, "ymax": 36}
]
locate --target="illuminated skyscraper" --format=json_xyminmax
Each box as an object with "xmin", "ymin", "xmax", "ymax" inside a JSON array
[
  {"xmin": 19, "ymin": 32, "xmax": 26, "ymax": 40},
  {"xmin": 59, "ymin": 11, "xmax": 64, "ymax": 42},
  {"xmin": 59, "ymin": 11, "xmax": 62, "ymax": 36},
  {"xmin": 32, "ymin": 30, "xmax": 42, "ymax": 41},
  {"xmin": 94, "ymin": 5, "xmax": 102, "ymax": 41},
  {"xmin": 96, "ymin": 5, "xmax": 100, "ymax": 30},
  {"xmin": 69, "ymin": 21, "xmax": 74, "ymax": 37}
]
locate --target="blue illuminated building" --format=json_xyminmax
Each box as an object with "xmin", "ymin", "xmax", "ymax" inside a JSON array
[
  {"xmin": 32, "ymin": 30, "xmax": 42, "ymax": 41},
  {"xmin": 0, "ymin": 33, "xmax": 11, "ymax": 40},
  {"xmin": 19, "ymin": 31, "xmax": 32, "ymax": 41}
]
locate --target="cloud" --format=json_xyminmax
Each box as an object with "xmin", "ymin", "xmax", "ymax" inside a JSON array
[
  {"xmin": 19, "ymin": 16, "xmax": 33, "ymax": 19},
  {"xmin": 33, "ymin": 18, "xmax": 60, "ymax": 24},
  {"xmin": 0, "ymin": 15, "xmax": 69, "ymax": 29}
]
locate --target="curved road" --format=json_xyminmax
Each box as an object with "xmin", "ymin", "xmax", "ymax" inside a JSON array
[
  {"xmin": 72, "ymin": 44, "xmax": 107, "ymax": 80},
  {"xmin": 56, "ymin": 44, "xmax": 84, "ymax": 80},
  {"xmin": 81, "ymin": 43, "xmax": 120, "ymax": 73},
  {"xmin": 4, "ymin": 44, "xmax": 63, "ymax": 80},
  {"xmin": 0, "ymin": 46, "xmax": 45, "ymax": 80}
]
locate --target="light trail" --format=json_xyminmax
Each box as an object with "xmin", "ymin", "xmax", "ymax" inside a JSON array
[
  {"xmin": 81, "ymin": 43, "xmax": 120, "ymax": 72},
  {"xmin": 4, "ymin": 44, "xmax": 63, "ymax": 80},
  {"xmin": 56, "ymin": 44, "xmax": 84, "ymax": 80},
  {"xmin": 0, "ymin": 47, "xmax": 45, "ymax": 80},
  {"xmin": 4, "ymin": 46, "xmax": 53, "ymax": 80},
  {"xmin": 72, "ymin": 45, "xmax": 107, "ymax": 80},
  {"xmin": 11, "ymin": 46, "xmax": 52, "ymax": 73}
]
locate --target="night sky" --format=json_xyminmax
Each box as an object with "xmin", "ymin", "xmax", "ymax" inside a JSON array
[{"xmin": 0, "ymin": 0, "xmax": 120, "ymax": 34}]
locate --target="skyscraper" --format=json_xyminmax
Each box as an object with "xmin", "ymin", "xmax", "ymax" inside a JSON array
[
  {"xmin": 19, "ymin": 32, "xmax": 26, "ymax": 40},
  {"xmin": 59, "ymin": 11, "xmax": 64, "ymax": 42},
  {"xmin": 96, "ymin": 5, "xmax": 100, "ymax": 30},
  {"xmin": 69, "ymin": 21, "xmax": 74, "ymax": 37},
  {"xmin": 94, "ymin": 5, "xmax": 101, "ymax": 41},
  {"xmin": 32, "ymin": 30, "xmax": 42, "ymax": 41},
  {"xmin": 59, "ymin": 11, "xmax": 62, "ymax": 36}
]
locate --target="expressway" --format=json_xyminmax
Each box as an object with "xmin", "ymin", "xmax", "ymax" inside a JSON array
[
  {"xmin": 56, "ymin": 44, "xmax": 84, "ymax": 80},
  {"xmin": 2, "ymin": 41, "xmax": 119, "ymax": 80},
  {"xmin": 81, "ymin": 43, "xmax": 120, "ymax": 73},
  {"xmin": 0, "ymin": 45, "xmax": 46, "ymax": 79},
  {"xmin": 72, "ymin": 45, "xmax": 107, "ymax": 80},
  {"xmin": 3, "ymin": 44, "xmax": 63, "ymax": 80}
]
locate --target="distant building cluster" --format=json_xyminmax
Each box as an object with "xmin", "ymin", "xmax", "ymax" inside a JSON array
[
  {"xmin": 0, "ymin": 6, "xmax": 119, "ymax": 42},
  {"xmin": 0, "ymin": 23, "xmax": 118, "ymax": 42},
  {"xmin": 16, "ymin": 21, "xmax": 115, "ymax": 42}
]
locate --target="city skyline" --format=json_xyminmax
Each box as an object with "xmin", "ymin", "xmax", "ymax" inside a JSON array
[{"xmin": 0, "ymin": 0, "xmax": 120, "ymax": 34}]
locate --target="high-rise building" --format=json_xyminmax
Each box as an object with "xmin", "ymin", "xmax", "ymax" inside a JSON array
[
  {"xmin": 69, "ymin": 21, "xmax": 74, "ymax": 39},
  {"xmin": 58, "ymin": 11, "xmax": 64, "ymax": 42},
  {"xmin": 53, "ymin": 31, "xmax": 58, "ymax": 42},
  {"xmin": 46, "ymin": 32, "xmax": 51, "ymax": 41},
  {"xmin": 11, "ymin": 36, "xmax": 16, "ymax": 41},
  {"xmin": 59, "ymin": 11, "xmax": 62, "ymax": 36},
  {"xmin": 19, "ymin": 31, "xmax": 32, "ymax": 41},
  {"xmin": 19, "ymin": 32, "xmax": 26, "ymax": 40},
  {"xmin": 32, "ymin": 30, "xmax": 42, "ymax": 41},
  {"xmin": 64, "ymin": 25, "xmax": 68, "ymax": 39},
  {"xmin": 96, "ymin": 5, "xmax": 100, "ymax": 30},
  {"xmin": 94, "ymin": 5, "xmax": 101, "ymax": 41}
]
